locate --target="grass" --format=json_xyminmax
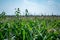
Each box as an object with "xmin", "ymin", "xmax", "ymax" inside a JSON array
[{"xmin": 0, "ymin": 17, "xmax": 60, "ymax": 40}]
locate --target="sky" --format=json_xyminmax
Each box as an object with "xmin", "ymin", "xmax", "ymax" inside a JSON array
[{"xmin": 0, "ymin": 0, "xmax": 60, "ymax": 15}]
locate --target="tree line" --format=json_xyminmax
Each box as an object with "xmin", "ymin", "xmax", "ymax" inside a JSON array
[
  {"xmin": 0, "ymin": 8, "xmax": 59, "ymax": 18},
  {"xmin": 0, "ymin": 8, "xmax": 29, "ymax": 18}
]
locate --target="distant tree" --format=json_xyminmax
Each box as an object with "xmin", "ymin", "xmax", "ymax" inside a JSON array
[
  {"xmin": 52, "ymin": 12, "xmax": 53, "ymax": 16},
  {"xmin": 25, "ymin": 9, "xmax": 29, "ymax": 16},
  {"xmin": 15, "ymin": 8, "xmax": 21, "ymax": 17},
  {"xmin": 41, "ymin": 13, "xmax": 43, "ymax": 16},
  {"xmin": 0, "ymin": 11, "xmax": 6, "ymax": 18}
]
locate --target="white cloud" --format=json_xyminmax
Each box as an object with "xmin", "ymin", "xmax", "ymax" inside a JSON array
[
  {"xmin": 47, "ymin": 0, "xmax": 54, "ymax": 5},
  {"xmin": 0, "ymin": 0, "xmax": 60, "ymax": 15},
  {"xmin": 19, "ymin": 0, "xmax": 46, "ymax": 15}
]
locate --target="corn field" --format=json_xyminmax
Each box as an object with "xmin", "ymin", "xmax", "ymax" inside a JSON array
[{"xmin": 0, "ymin": 17, "xmax": 60, "ymax": 40}]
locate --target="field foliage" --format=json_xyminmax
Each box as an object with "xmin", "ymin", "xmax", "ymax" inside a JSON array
[{"xmin": 0, "ymin": 17, "xmax": 60, "ymax": 40}]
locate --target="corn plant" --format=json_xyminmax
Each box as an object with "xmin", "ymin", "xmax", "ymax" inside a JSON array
[{"xmin": 0, "ymin": 17, "xmax": 60, "ymax": 40}]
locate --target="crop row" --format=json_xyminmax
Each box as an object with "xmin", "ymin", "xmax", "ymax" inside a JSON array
[{"xmin": 0, "ymin": 18, "xmax": 60, "ymax": 40}]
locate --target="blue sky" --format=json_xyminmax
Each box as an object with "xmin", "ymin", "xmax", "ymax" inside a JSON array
[{"xmin": 0, "ymin": 0, "xmax": 60, "ymax": 15}]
